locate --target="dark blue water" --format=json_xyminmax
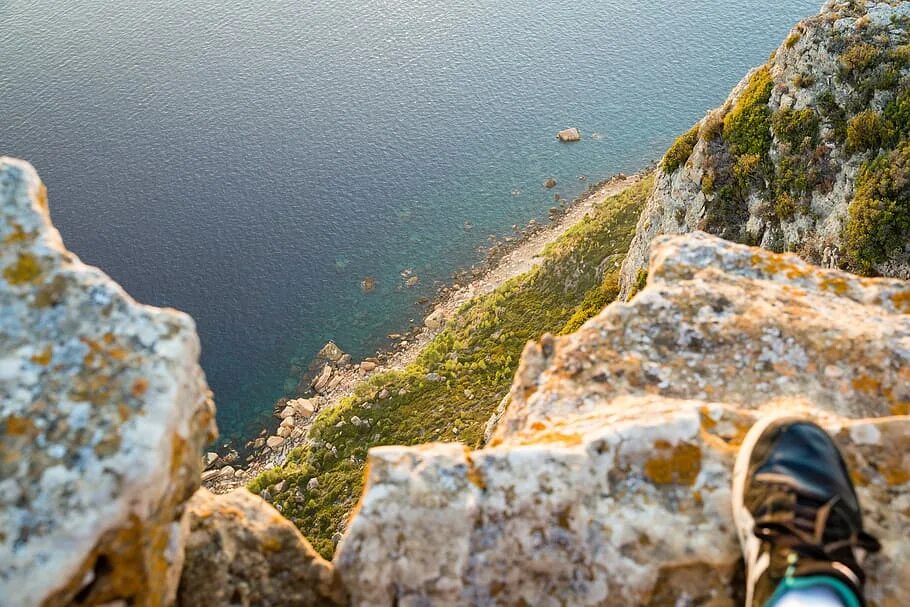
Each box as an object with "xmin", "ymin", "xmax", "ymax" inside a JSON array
[{"xmin": 1, "ymin": 0, "xmax": 819, "ymax": 440}]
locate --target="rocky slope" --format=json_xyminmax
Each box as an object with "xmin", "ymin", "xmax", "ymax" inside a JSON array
[
  {"xmin": 621, "ymin": 0, "xmax": 910, "ymax": 297},
  {"xmin": 337, "ymin": 232, "xmax": 910, "ymax": 606}
]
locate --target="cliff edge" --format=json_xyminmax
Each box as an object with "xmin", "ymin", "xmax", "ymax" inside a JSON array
[{"xmin": 336, "ymin": 232, "xmax": 910, "ymax": 606}]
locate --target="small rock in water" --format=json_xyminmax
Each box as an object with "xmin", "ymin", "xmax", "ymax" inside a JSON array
[
  {"xmin": 556, "ymin": 127, "xmax": 581, "ymax": 142},
  {"xmin": 361, "ymin": 276, "xmax": 376, "ymax": 292},
  {"xmin": 543, "ymin": 178, "xmax": 557, "ymax": 189},
  {"xmin": 405, "ymin": 275, "xmax": 419, "ymax": 287}
]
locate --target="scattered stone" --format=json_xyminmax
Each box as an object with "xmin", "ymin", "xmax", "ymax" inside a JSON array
[
  {"xmin": 233, "ymin": 469, "xmax": 245, "ymax": 479},
  {"xmin": 338, "ymin": 353, "xmax": 352, "ymax": 366},
  {"xmin": 204, "ymin": 452, "xmax": 219, "ymax": 468},
  {"xmin": 424, "ymin": 308, "xmax": 446, "ymax": 331},
  {"xmin": 266, "ymin": 436, "xmax": 285, "ymax": 449},
  {"xmin": 360, "ymin": 361, "xmax": 377, "ymax": 372},
  {"xmin": 405, "ymin": 275, "xmax": 419, "ymax": 288},
  {"xmin": 556, "ymin": 127, "xmax": 581, "ymax": 142},
  {"xmin": 272, "ymin": 480, "xmax": 287, "ymax": 494},
  {"xmin": 312, "ymin": 364, "xmax": 334, "ymax": 393},
  {"xmin": 279, "ymin": 404, "xmax": 296, "ymax": 419},
  {"xmin": 222, "ymin": 449, "xmax": 239, "ymax": 465},
  {"xmin": 0, "ymin": 158, "xmax": 216, "ymax": 607},
  {"xmin": 252, "ymin": 437, "xmax": 266, "ymax": 450},
  {"xmin": 425, "ymin": 372, "xmax": 444, "ymax": 382},
  {"xmin": 277, "ymin": 426, "xmax": 292, "ymax": 438},
  {"xmin": 218, "ymin": 466, "xmax": 234, "ymax": 478},
  {"xmin": 307, "ymin": 478, "xmax": 320, "ymax": 491},
  {"xmin": 378, "ymin": 388, "xmax": 390, "ymax": 400},
  {"xmin": 351, "ymin": 416, "xmax": 363, "ymax": 427},
  {"xmin": 177, "ymin": 488, "xmax": 345, "ymax": 607},
  {"xmin": 288, "ymin": 398, "xmax": 316, "ymax": 419},
  {"xmin": 543, "ymin": 178, "xmax": 557, "ymax": 189},
  {"xmin": 332, "ymin": 533, "xmax": 344, "ymax": 547},
  {"xmin": 280, "ymin": 416, "xmax": 295, "ymax": 428}
]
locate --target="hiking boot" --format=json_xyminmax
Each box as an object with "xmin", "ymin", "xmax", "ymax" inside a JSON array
[{"xmin": 732, "ymin": 416, "xmax": 881, "ymax": 607}]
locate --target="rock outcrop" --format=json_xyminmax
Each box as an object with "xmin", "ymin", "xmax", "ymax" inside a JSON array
[
  {"xmin": 620, "ymin": 0, "xmax": 910, "ymax": 298},
  {"xmin": 0, "ymin": 157, "xmax": 216, "ymax": 606},
  {"xmin": 177, "ymin": 489, "xmax": 345, "ymax": 607},
  {"xmin": 335, "ymin": 232, "xmax": 910, "ymax": 606}
]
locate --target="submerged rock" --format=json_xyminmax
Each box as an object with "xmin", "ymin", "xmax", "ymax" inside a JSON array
[
  {"xmin": 177, "ymin": 488, "xmax": 345, "ymax": 607},
  {"xmin": 0, "ymin": 157, "xmax": 216, "ymax": 606},
  {"xmin": 335, "ymin": 232, "xmax": 910, "ymax": 606}
]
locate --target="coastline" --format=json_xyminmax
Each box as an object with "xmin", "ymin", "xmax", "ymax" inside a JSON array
[{"xmin": 204, "ymin": 170, "xmax": 644, "ymax": 492}]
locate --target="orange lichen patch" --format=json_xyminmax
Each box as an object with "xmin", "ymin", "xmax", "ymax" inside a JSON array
[
  {"xmin": 5, "ymin": 415, "xmax": 37, "ymax": 437},
  {"xmin": 117, "ymin": 403, "xmax": 132, "ymax": 422},
  {"xmin": 261, "ymin": 535, "xmax": 285, "ymax": 553},
  {"xmin": 892, "ymin": 290, "xmax": 910, "ymax": 314},
  {"xmin": 36, "ymin": 183, "xmax": 48, "ymax": 210},
  {"xmin": 752, "ymin": 251, "xmax": 811, "ymax": 280},
  {"xmin": 820, "ymin": 276, "xmax": 850, "ymax": 296},
  {"xmin": 882, "ymin": 467, "xmax": 910, "ymax": 486},
  {"xmin": 3, "ymin": 223, "xmax": 31, "ymax": 244},
  {"xmin": 169, "ymin": 434, "xmax": 188, "ymax": 475},
  {"xmin": 891, "ymin": 402, "xmax": 910, "ymax": 416},
  {"xmin": 851, "ymin": 375, "xmax": 881, "ymax": 394},
  {"xmin": 644, "ymin": 442, "xmax": 702, "ymax": 486},
  {"xmin": 30, "ymin": 346, "xmax": 53, "ymax": 366},
  {"xmin": 131, "ymin": 378, "xmax": 149, "ymax": 398},
  {"xmin": 530, "ymin": 421, "xmax": 547, "ymax": 432},
  {"xmin": 94, "ymin": 434, "xmax": 122, "ymax": 458},
  {"xmin": 850, "ymin": 468, "xmax": 870, "ymax": 487},
  {"xmin": 699, "ymin": 407, "xmax": 718, "ymax": 430},
  {"xmin": 3, "ymin": 252, "xmax": 43, "ymax": 285}
]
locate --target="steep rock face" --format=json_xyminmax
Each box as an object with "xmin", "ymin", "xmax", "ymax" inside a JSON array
[
  {"xmin": 336, "ymin": 232, "xmax": 910, "ymax": 606},
  {"xmin": 177, "ymin": 489, "xmax": 346, "ymax": 607},
  {"xmin": 0, "ymin": 158, "xmax": 216, "ymax": 606},
  {"xmin": 620, "ymin": 0, "xmax": 910, "ymax": 298}
]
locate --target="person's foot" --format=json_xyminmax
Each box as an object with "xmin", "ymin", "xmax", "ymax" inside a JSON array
[{"xmin": 732, "ymin": 417, "xmax": 881, "ymax": 607}]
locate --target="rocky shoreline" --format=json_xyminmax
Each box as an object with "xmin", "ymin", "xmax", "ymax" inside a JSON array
[{"xmin": 203, "ymin": 170, "xmax": 645, "ymax": 492}]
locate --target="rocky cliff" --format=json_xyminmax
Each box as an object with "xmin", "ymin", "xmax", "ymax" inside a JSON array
[
  {"xmin": 3, "ymin": 2, "xmax": 910, "ymax": 605},
  {"xmin": 335, "ymin": 232, "xmax": 910, "ymax": 606},
  {"xmin": 620, "ymin": 0, "xmax": 910, "ymax": 298}
]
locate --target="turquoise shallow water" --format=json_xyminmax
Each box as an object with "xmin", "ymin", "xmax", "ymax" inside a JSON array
[{"xmin": 0, "ymin": 0, "xmax": 819, "ymax": 441}]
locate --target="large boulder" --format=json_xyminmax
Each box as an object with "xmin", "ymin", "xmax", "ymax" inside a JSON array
[
  {"xmin": 0, "ymin": 158, "xmax": 216, "ymax": 606},
  {"xmin": 335, "ymin": 232, "xmax": 910, "ymax": 606},
  {"xmin": 177, "ymin": 488, "xmax": 346, "ymax": 607}
]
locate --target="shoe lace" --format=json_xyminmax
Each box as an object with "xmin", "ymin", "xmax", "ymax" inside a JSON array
[{"xmin": 752, "ymin": 484, "xmax": 881, "ymax": 563}]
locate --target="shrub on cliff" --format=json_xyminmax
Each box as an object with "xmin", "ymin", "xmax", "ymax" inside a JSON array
[
  {"xmin": 844, "ymin": 141, "xmax": 910, "ymax": 272},
  {"xmin": 723, "ymin": 67, "xmax": 773, "ymax": 157},
  {"xmin": 661, "ymin": 124, "xmax": 700, "ymax": 174}
]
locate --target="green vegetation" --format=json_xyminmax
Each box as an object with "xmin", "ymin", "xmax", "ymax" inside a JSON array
[
  {"xmin": 845, "ymin": 110, "xmax": 891, "ymax": 154},
  {"xmin": 771, "ymin": 108, "xmax": 819, "ymax": 149},
  {"xmin": 844, "ymin": 142, "xmax": 910, "ymax": 272},
  {"xmin": 250, "ymin": 175, "xmax": 654, "ymax": 558},
  {"xmin": 785, "ymin": 31, "xmax": 802, "ymax": 49},
  {"xmin": 723, "ymin": 67, "xmax": 774, "ymax": 157},
  {"xmin": 661, "ymin": 124, "xmax": 700, "ymax": 174}
]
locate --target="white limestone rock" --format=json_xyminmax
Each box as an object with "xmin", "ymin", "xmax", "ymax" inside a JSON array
[{"xmin": 0, "ymin": 158, "xmax": 216, "ymax": 606}]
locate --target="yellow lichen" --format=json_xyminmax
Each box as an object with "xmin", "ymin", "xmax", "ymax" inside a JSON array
[
  {"xmin": 892, "ymin": 290, "xmax": 910, "ymax": 314},
  {"xmin": 30, "ymin": 346, "xmax": 52, "ymax": 366},
  {"xmin": 3, "ymin": 253, "xmax": 43, "ymax": 286},
  {"xmin": 644, "ymin": 442, "xmax": 702, "ymax": 486}
]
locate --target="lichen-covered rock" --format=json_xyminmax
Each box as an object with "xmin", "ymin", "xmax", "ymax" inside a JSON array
[
  {"xmin": 177, "ymin": 488, "xmax": 346, "ymax": 607},
  {"xmin": 335, "ymin": 232, "xmax": 910, "ymax": 606},
  {"xmin": 620, "ymin": 0, "xmax": 910, "ymax": 297},
  {"xmin": 0, "ymin": 158, "xmax": 216, "ymax": 606}
]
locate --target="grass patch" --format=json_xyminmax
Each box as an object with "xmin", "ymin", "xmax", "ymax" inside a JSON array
[
  {"xmin": 250, "ymin": 175, "xmax": 654, "ymax": 558},
  {"xmin": 723, "ymin": 67, "xmax": 774, "ymax": 157}
]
